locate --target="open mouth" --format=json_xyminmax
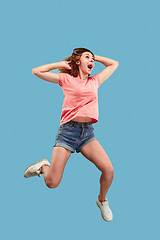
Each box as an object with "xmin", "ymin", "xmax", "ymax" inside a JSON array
[{"xmin": 87, "ymin": 64, "xmax": 93, "ymax": 70}]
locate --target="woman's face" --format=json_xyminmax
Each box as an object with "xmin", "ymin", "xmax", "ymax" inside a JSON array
[{"xmin": 77, "ymin": 51, "xmax": 95, "ymax": 75}]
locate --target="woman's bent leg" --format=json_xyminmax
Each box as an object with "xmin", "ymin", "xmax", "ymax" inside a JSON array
[{"xmin": 41, "ymin": 146, "xmax": 71, "ymax": 188}]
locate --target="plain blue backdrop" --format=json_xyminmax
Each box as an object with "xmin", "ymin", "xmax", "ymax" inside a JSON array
[{"xmin": 1, "ymin": 0, "xmax": 160, "ymax": 239}]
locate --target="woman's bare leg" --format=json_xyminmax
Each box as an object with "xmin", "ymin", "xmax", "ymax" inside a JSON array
[
  {"xmin": 80, "ymin": 140, "xmax": 114, "ymax": 202},
  {"xmin": 41, "ymin": 146, "xmax": 71, "ymax": 188}
]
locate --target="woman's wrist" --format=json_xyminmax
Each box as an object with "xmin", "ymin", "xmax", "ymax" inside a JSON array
[
  {"xmin": 32, "ymin": 61, "xmax": 65, "ymax": 73},
  {"xmin": 94, "ymin": 55, "xmax": 109, "ymax": 63}
]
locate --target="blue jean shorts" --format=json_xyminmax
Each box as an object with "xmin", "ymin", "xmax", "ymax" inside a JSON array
[{"xmin": 53, "ymin": 120, "xmax": 96, "ymax": 153}]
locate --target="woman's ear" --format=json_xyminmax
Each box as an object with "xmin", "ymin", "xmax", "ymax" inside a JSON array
[{"xmin": 76, "ymin": 60, "xmax": 80, "ymax": 65}]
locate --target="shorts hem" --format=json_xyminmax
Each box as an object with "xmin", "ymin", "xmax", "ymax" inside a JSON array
[
  {"xmin": 54, "ymin": 142, "xmax": 75, "ymax": 153},
  {"xmin": 76, "ymin": 137, "xmax": 96, "ymax": 153}
]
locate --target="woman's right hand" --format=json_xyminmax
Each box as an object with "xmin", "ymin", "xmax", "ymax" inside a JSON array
[{"xmin": 61, "ymin": 61, "xmax": 72, "ymax": 70}]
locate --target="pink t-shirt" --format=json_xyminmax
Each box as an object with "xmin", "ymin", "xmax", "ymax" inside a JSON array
[{"xmin": 58, "ymin": 73, "xmax": 100, "ymax": 125}]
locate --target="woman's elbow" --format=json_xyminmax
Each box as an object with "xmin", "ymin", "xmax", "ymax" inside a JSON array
[{"xmin": 32, "ymin": 68, "xmax": 37, "ymax": 75}]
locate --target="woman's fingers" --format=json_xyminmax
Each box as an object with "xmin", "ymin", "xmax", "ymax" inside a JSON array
[{"xmin": 66, "ymin": 61, "xmax": 71, "ymax": 69}]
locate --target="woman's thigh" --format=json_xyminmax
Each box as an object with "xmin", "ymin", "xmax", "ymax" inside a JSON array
[
  {"xmin": 80, "ymin": 139, "xmax": 113, "ymax": 173},
  {"xmin": 47, "ymin": 146, "xmax": 72, "ymax": 181}
]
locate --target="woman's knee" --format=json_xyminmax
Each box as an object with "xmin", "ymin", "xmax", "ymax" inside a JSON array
[
  {"xmin": 101, "ymin": 165, "xmax": 114, "ymax": 181},
  {"xmin": 45, "ymin": 176, "xmax": 61, "ymax": 189}
]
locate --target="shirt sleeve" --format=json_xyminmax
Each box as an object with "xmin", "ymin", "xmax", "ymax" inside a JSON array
[
  {"xmin": 58, "ymin": 73, "xmax": 66, "ymax": 87},
  {"xmin": 93, "ymin": 74, "xmax": 101, "ymax": 87}
]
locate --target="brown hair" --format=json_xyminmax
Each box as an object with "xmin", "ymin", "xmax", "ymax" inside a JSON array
[{"xmin": 58, "ymin": 48, "xmax": 94, "ymax": 77}]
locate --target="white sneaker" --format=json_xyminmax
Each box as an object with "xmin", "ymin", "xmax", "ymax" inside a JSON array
[
  {"xmin": 24, "ymin": 159, "xmax": 50, "ymax": 178},
  {"xmin": 96, "ymin": 198, "xmax": 113, "ymax": 222}
]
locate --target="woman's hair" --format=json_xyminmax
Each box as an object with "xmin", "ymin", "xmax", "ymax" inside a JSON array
[{"xmin": 58, "ymin": 48, "xmax": 94, "ymax": 77}]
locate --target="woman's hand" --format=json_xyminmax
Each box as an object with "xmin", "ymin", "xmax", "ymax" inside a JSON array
[
  {"xmin": 94, "ymin": 55, "xmax": 119, "ymax": 66},
  {"xmin": 61, "ymin": 61, "xmax": 72, "ymax": 70}
]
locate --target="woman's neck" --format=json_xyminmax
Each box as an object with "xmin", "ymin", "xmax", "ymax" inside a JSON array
[{"xmin": 77, "ymin": 69, "xmax": 89, "ymax": 80}]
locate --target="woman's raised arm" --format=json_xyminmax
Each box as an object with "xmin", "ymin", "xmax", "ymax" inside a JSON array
[
  {"xmin": 32, "ymin": 61, "xmax": 71, "ymax": 84},
  {"xmin": 94, "ymin": 55, "xmax": 119, "ymax": 85}
]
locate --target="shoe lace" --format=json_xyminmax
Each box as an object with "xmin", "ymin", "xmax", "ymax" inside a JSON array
[
  {"xmin": 101, "ymin": 199, "xmax": 112, "ymax": 213},
  {"xmin": 101, "ymin": 199, "xmax": 108, "ymax": 205},
  {"xmin": 36, "ymin": 169, "xmax": 42, "ymax": 177}
]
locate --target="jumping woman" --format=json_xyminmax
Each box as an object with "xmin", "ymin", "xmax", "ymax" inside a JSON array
[{"xmin": 24, "ymin": 48, "xmax": 119, "ymax": 222}]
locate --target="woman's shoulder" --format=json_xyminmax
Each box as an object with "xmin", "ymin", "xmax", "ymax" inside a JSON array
[
  {"xmin": 58, "ymin": 72, "xmax": 75, "ymax": 87},
  {"xmin": 88, "ymin": 74, "xmax": 100, "ymax": 87}
]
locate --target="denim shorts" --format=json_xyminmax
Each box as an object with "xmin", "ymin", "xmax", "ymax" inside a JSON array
[{"xmin": 53, "ymin": 120, "xmax": 96, "ymax": 153}]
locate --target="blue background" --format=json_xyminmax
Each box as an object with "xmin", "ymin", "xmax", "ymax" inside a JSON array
[{"xmin": 1, "ymin": 0, "xmax": 159, "ymax": 239}]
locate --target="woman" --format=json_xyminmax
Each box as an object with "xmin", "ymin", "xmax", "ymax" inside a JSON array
[{"xmin": 24, "ymin": 48, "xmax": 119, "ymax": 222}]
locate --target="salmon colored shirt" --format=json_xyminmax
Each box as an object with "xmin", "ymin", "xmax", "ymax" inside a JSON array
[{"xmin": 58, "ymin": 73, "xmax": 100, "ymax": 125}]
